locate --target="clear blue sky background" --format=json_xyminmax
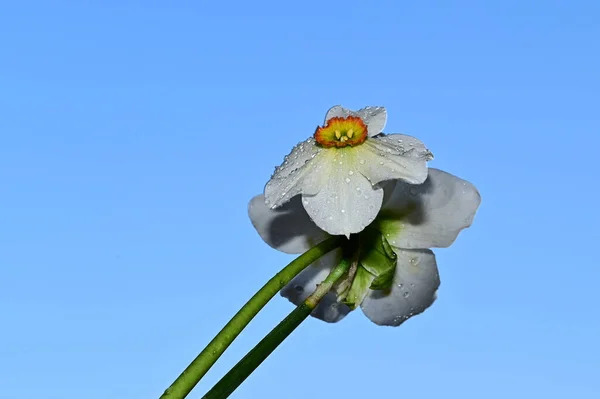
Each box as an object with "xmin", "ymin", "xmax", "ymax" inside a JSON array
[{"xmin": 1, "ymin": 1, "xmax": 599, "ymax": 398}]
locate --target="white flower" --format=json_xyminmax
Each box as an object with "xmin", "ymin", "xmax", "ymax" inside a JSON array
[
  {"xmin": 249, "ymin": 168, "xmax": 481, "ymax": 326},
  {"xmin": 264, "ymin": 105, "xmax": 433, "ymax": 237}
]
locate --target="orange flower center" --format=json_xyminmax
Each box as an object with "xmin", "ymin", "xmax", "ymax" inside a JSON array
[{"xmin": 314, "ymin": 116, "xmax": 368, "ymax": 148}]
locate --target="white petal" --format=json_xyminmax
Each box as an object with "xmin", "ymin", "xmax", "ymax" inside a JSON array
[
  {"xmin": 361, "ymin": 249, "xmax": 439, "ymax": 327},
  {"xmin": 264, "ymin": 138, "xmax": 329, "ymax": 208},
  {"xmin": 354, "ymin": 135, "xmax": 431, "ymax": 187},
  {"xmin": 324, "ymin": 105, "xmax": 387, "ymax": 136},
  {"xmin": 324, "ymin": 105, "xmax": 353, "ymax": 122},
  {"xmin": 302, "ymin": 150, "xmax": 383, "ymax": 236},
  {"xmin": 248, "ymin": 195, "xmax": 329, "ymax": 254},
  {"xmin": 280, "ymin": 249, "xmax": 351, "ymax": 323},
  {"xmin": 373, "ymin": 134, "xmax": 433, "ymax": 157},
  {"xmin": 376, "ymin": 168, "xmax": 481, "ymax": 249},
  {"xmin": 357, "ymin": 106, "xmax": 387, "ymax": 137}
]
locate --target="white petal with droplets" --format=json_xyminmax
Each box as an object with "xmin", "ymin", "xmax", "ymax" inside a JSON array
[
  {"xmin": 357, "ymin": 106, "xmax": 387, "ymax": 137},
  {"xmin": 280, "ymin": 250, "xmax": 351, "ymax": 323},
  {"xmin": 361, "ymin": 249, "xmax": 439, "ymax": 327},
  {"xmin": 373, "ymin": 134, "xmax": 433, "ymax": 157},
  {"xmin": 302, "ymin": 150, "xmax": 383, "ymax": 236},
  {"xmin": 354, "ymin": 137, "xmax": 430, "ymax": 187},
  {"xmin": 376, "ymin": 168, "xmax": 481, "ymax": 249},
  {"xmin": 264, "ymin": 139, "xmax": 329, "ymax": 208},
  {"xmin": 248, "ymin": 194, "xmax": 329, "ymax": 254},
  {"xmin": 324, "ymin": 105, "xmax": 352, "ymax": 121}
]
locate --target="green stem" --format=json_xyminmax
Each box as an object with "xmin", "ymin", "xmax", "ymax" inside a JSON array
[
  {"xmin": 201, "ymin": 259, "xmax": 351, "ymax": 399},
  {"xmin": 160, "ymin": 236, "xmax": 342, "ymax": 399}
]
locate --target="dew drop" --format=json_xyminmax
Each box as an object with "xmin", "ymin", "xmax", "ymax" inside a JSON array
[
  {"xmin": 379, "ymin": 161, "xmax": 384, "ymax": 165},
  {"xmin": 403, "ymin": 292, "xmax": 410, "ymax": 298},
  {"xmin": 341, "ymin": 209, "xmax": 346, "ymax": 213},
  {"xmin": 348, "ymin": 170, "xmax": 354, "ymax": 175},
  {"xmin": 359, "ymin": 160, "xmax": 365, "ymax": 165},
  {"xmin": 345, "ymin": 177, "xmax": 351, "ymax": 183},
  {"xmin": 294, "ymin": 285, "xmax": 304, "ymax": 293}
]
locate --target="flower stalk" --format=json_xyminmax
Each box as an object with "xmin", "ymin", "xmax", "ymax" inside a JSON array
[
  {"xmin": 159, "ymin": 236, "xmax": 343, "ymax": 399},
  {"xmin": 201, "ymin": 259, "xmax": 352, "ymax": 399}
]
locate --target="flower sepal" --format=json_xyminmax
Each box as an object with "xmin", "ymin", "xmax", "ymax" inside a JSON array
[
  {"xmin": 341, "ymin": 267, "xmax": 375, "ymax": 309},
  {"xmin": 336, "ymin": 229, "xmax": 398, "ymax": 309},
  {"xmin": 359, "ymin": 228, "xmax": 397, "ymax": 290}
]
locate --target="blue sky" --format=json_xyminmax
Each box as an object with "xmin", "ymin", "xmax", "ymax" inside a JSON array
[{"xmin": 1, "ymin": 1, "xmax": 599, "ymax": 398}]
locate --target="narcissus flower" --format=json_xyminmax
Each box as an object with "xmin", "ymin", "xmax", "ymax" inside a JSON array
[
  {"xmin": 249, "ymin": 169, "xmax": 481, "ymax": 326},
  {"xmin": 264, "ymin": 106, "xmax": 433, "ymax": 237}
]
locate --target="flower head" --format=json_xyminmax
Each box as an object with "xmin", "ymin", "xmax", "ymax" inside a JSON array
[
  {"xmin": 264, "ymin": 105, "xmax": 433, "ymax": 237},
  {"xmin": 250, "ymin": 168, "xmax": 481, "ymax": 326}
]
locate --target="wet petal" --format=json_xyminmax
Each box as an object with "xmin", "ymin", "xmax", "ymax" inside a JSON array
[
  {"xmin": 264, "ymin": 138, "xmax": 329, "ymax": 208},
  {"xmin": 355, "ymin": 135, "xmax": 432, "ymax": 187},
  {"xmin": 324, "ymin": 105, "xmax": 353, "ymax": 121},
  {"xmin": 361, "ymin": 249, "xmax": 439, "ymax": 327},
  {"xmin": 375, "ymin": 168, "xmax": 481, "ymax": 249},
  {"xmin": 280, "ymin": 250, "xmax": 351, "ymax": 323},
  {"xmin": 357, "ymin": 106, "xmax": 387, "ymax": 137},
  {"xmin": 373, "ymin": 134, "xmax": 433, "ymax": 156},
  {"xmin": 302, "ymin": 150, "xmax": 383, "ymax": 236},
  {"xmin": 248, "ymin": 194, "xmax": 329, "ymax": 254}
]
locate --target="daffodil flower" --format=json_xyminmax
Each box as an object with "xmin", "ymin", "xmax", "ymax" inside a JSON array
[
  {"xmin": 249, "ymin": 169, "xmax": 481, "ymax": 326},
  {"xmin": 264, "ymin": 106, "xmax": 433, "ymax": 237}
]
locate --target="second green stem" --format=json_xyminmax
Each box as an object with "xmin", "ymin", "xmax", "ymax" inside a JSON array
[
  {"xmin": 160, "ymin": 236, "xmax": 342, "ymax": 399},
  {"xmin": 201, "ymin": 258, "xmax": 351, "ymax": 399}
]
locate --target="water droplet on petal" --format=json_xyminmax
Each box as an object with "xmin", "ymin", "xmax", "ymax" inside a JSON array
[
  {"xmin": 348, "ymin": 170, "xmax": 354, "ymax": 175},
  {"xmin": 345, "ymin": 177, "xmax": 351, "ymax": 183},
  {"xmin": 341, "ymin": 209, "xmax": 346, "ymax": 213},
  {"xmin": 294, "ymin": 285, "xmax": 304, "ymax": 293},
  {"xmin": 359, "ymin": 160, "xmax": 365, "ymax": 165}
]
